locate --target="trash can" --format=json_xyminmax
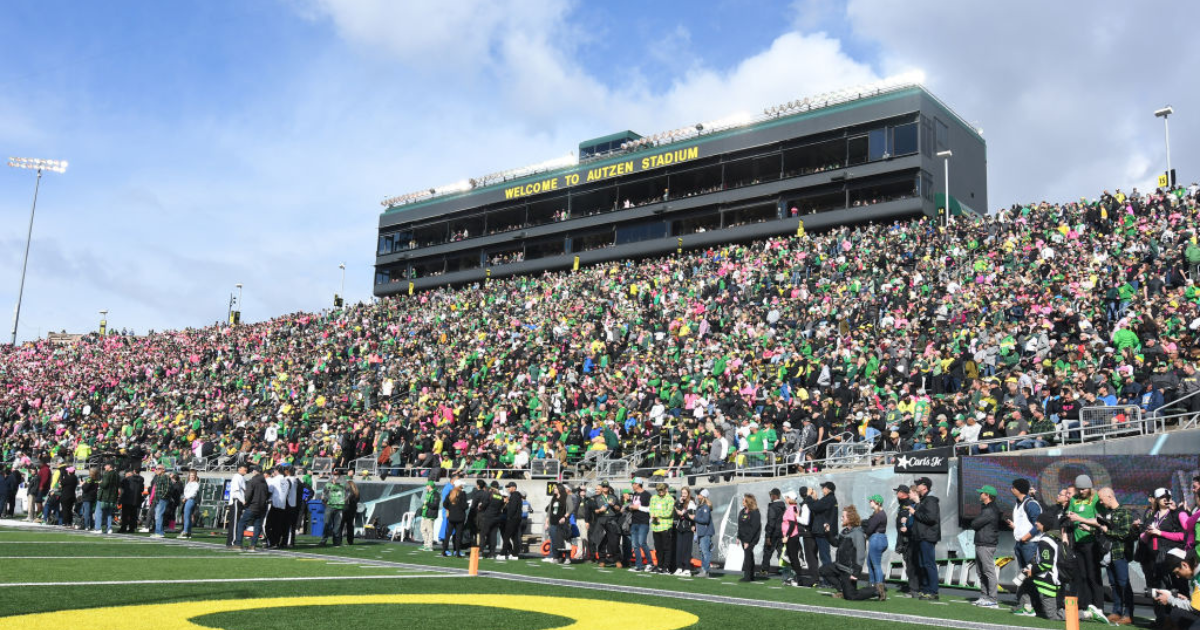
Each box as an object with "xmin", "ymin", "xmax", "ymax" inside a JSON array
[{"xmin": 307, "ymin": 500, "xmax": 325, "ymax": 537}]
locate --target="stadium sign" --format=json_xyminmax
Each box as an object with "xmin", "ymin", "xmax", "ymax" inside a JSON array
[
  {"xmin": 893, "ymin": 447, "xmax": 951, "ymax": 473},
  {"xmin": 503, "ymin": 145, "xmax": 701, "ymax": 200}
]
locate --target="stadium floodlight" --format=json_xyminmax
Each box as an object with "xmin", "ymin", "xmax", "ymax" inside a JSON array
[
  {"xmin": 1154, "ymin": 106, "xmax": 1174, "ymax": 187},
  {"xmin": 937, "ymin": 150, "xmax": 953, "ymax": 228},
  {"xmin": 6, "ymin": 156, "xmax": 67, "ymax": 345}
]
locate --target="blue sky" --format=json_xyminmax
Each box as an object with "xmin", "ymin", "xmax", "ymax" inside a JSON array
[{"xmin": 1, "ymin": 1, "xmax": 1197, "ymax": 341}]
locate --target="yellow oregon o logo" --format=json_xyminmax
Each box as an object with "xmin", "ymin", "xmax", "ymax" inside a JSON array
[{"xmin": 0, "ymin": 594, "xmax": 699, "ymax": 630}]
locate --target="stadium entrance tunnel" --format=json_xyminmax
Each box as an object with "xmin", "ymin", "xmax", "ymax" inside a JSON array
[{"xmin": 0, "ymin": 594, "xmax": 700, "ymax": 630}]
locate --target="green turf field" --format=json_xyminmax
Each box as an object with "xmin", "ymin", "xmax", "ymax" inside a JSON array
[{"xmin": 0, "ymin": 523, "xmax": 1086, "ymax": 630}]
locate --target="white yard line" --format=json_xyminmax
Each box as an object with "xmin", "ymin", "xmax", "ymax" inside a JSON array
[{"xmin": 0, "ymin": 574, "xmax": 463, "ymax": 588}]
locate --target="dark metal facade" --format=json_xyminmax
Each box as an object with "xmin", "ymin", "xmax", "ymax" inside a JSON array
[{"xmin": 374, "ymin": 86, "xmax": 987, "ymax": 295}]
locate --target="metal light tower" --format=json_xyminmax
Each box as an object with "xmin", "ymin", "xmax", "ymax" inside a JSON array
[
  {"xmin": 1155, "ymin": 106, "xmax": 1174, "ymax": 187},
  {"xmin": 936, "ymin": 150, "xmax": 953, "ymax": 227},
  {"xmin": 99, "ymin": 309, "xmax": 108, "ymax": 336},
  {"xmin": 6, "ymin": 157, "xmax": 68, "ymax": 345},
  {"xmin": 337, "ymin": 263, "xmax": 346, "ymax": 307}
]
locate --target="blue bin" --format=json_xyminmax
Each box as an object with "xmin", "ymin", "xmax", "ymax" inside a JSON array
[{"xmin": 307, "ymin": 500, "xmax": 325, "ymax": 537}]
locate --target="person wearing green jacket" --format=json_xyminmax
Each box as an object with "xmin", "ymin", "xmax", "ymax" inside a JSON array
[
  {"xmin": 96, "ymin": 463, "xmax": 119, "ymax": 534},
  {"xmin": 649, "ymin": 483, "xmax": 676, "ymax": 574},
  {"xmin": 418, "ymin": 480, "xmax": 439, "ymax": 551}
]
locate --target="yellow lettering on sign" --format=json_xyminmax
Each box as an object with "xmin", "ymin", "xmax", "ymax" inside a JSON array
[{"xmin": 499, "ymin": 146, "xmax": 700, "ymax": 199}]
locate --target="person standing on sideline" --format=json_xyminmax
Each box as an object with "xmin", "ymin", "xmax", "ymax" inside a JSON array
[
  {"xmin": 894, "ymin": 484, "xmax": 919, "ymax": 595},
  {"xmin": 863, "ymin": 495, "xmax": 889, "ymax": 600},
  {"xmin": 441, "ymin": 480, "xmax": 467, "ymax": 557},
  {"xmin": 694, "ymin": 489, "xmax": 714, "ymax": 578},
  {"xmin": 737, "ymin": 493, "xmax": 762, "ymax": 582},
  {"xmin": 907, "ymin": 477, "xmax": 941, "ymax": 600},
  {"xmin": 1077, "ymin": 487, "xmax": 1135, "ymax": 625},
  {"xmin": 80, "ymin": 468, "xmax": 99, "ymax": 532},
  {"xmin": 150, "ymin": 464, "xmax": 172, "ymax": 537},
  {"xmin": 235, "ymin": 467, "xmax": 269, "ymax": 551},
  {"xmin": 1006, "ymin": 478, "xmax": 1042, "ymax": 573},
  {"xmin": 781, "ymin": 490, "xmax": 803, "ymax": 586},
  {"xmin": 96, "ymin": 463, "xmax": 119, "ymax": 533},
  {"xmin": 58, "ymin": 467, "xmax": 78, "ymax": 528},
  {"xmin": 342, "ymin": 478, "xmax": 360, "ymax": 545},
  {"xmin": 265, "ymin": 468, "xmax": 287, "ymax": 547},
  {"xmin": 226, "ymin": 464, "xmax": 248, "ymax": 547},
  {"xmin": 970, "ymin": 485, "xmax": 1001, "ymax": 608},
  {"xmin": 418, "ymin": 480, "xmax": 439, "ymax": 551},
  {"xmin": 796, "ymin": 487, "xmax": 819, "ymax": 587},
  {"xmin": 118, "ymin": 468, "xmax": 144, "ymax": 534},
  {"xmin": 282, "ymin": 467, "xmax": 298, "ymax": 548},
  {"xmin": 180, "ymin": 471, "xmax": 200, "ymax": 539},
  {"xmin": 626, "ymin": 478, "xmax": 653, "ymax": 572},
  {"xmin": 1066, "ymin": 474, "xmax": 1108, "ymax": 622},
  {"xmin": 762, "ymin": 488, "xmax": 785, "ymax": 576},
  {"xmin": 649, "ymin": 483, "xmax": 676, "ymax": 574},
  {"xmin": 811, "ymin": 482, "xmax": 839, "ymax": 579},
  {"xmin": 320, "ymin": 472, "xmax": 347, "ymax": 547},
  {"xmin": 501, "ymin": 482, "xmax": 524, "ymax": 560}
]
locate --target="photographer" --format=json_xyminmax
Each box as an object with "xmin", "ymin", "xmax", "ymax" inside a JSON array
[
  {"xmin": 1012, "ymin": 512, "xmax": 1067, "ymax": 620},
  {"xmin": 894, "ymin": 484, "xmax": 919, "ymax": 596},
  {"xmin": 1154, "ymin": 548, "xmax": 1200, "ymax": 629},
  {"xmin": 1141, "ymin": 488, "xmax": 1190, "ymax": 628}
]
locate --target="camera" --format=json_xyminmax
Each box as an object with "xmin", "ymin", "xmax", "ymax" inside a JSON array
[{"xmin": 1012, "ymin": 573, "xmax": 1026, "ymax": 588}]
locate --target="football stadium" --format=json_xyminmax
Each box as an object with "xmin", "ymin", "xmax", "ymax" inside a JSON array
[{"xmin": 3, "ymin": 4, "xmax": 1200, "ymax": 630}]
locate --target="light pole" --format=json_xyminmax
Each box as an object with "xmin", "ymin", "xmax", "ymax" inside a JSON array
[
  {"xmin": 6, "ymin": 157, "xmax": 68, "ymax": 345},
  {"xmin": 936, "ymin": 150, "xmax": 953, "ymax": 227},
  {"xmin": 99, "ymin": 309, "xmax": 108, "ymax": 336},
  {"xmin": 338, "ymin": 263, "xmax": 346, "ymax": 306},
  {"xmin": 1155, "ymin": 106, "xmax": 1174, "ymax": 188}
]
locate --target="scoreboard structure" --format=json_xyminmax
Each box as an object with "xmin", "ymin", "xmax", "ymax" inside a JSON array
[{"xmin": 373, "ymin": 79, "xmax": 986, "ymax": 295}]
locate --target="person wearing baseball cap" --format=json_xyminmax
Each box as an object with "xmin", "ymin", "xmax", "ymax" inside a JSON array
[
  {"xmin": 893, "ymin": 483, "xmax": 919, "ymax": 595},
  {"xmin": 418, "ymin": 480, "xmax": 440, "ymax": 551},
  {"xmin": 1154, "ymin": 547, "xmax": 1200, "ymax": 625},
  {"xmin": 969, "ymin": 485, "xmax": 1000, "ymax": 608},
  {"xmin": 1066, "ymin": 474, "xmax": 1106, "ymax": 621},
  {"xmin": 905, "ymin": 476, "xmax": 941, "ymax": 600},
  {"xmin": 627, "ymin": 478, "xmax": 653, "ymax": 571},
  {"xmin": 500, "ymin": 482, "xmax": 524, "ymax": 560},
  {"xmin": 1012, "ymin": 510, "xmax": 1068, "ymax": 619}
]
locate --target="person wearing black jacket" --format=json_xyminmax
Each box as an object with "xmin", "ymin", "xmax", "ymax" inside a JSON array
[
  {"xmin": 762, "ymin": 489, "xmax": 785, "ymax": 576},
  {"xmin": 970, "ymin": 485, "xmax": 1001, "ymax": 607},
  {"xmin": 906, "ymin": 477, "xmax": 941, "ymax": 600},
  {"xmin": 811, "ymin": 482, "xmax": 839, "ymax": 578},
  {"xmin": 235, "ymin": 467, "xmax": 269, "ymax": 551},
  {"xmin": 546, "ymin": 483, "xmax": 570, "ymax": 564},
  {"xmin": 470, "ymin": 480, "xmax": 492, "ymax": 551},
  {"xmin": 737, "ymin": 493, "xmax": 762, "ymax": 582},
  {"xmin": 501, "ymin": 482, "xmax": 524, "ymax": 560},
  {"xmin": 480, "ymin": 481, "xmax": 505, "ymax": 558},
  {"xmin": 893, "ymin": 484, "xmax": 919, "ymax": 595},
  {"xmin": 80, "ymin": 469, "xmax": 99, "ymax": 531},
  {"xmin": 442, "ymin": 481, "xmax": 467, "ymax": 557},
  {"xmin": 117, "ymin": 469, "xmax": 144, "ymax": 533},
  {"xmin": 590, "ymin": 482, "xmax": 622, "ymax": 567},
  {"xmin": 58, "ymin": 467, "xmax": 79, "ymax": 528},
  {"xmin": 797, "ymin": 486, "xmax": 820, "ymax": 587}
]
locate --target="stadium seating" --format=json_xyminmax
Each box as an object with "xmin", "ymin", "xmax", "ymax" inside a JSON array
[{"xmin": 2, "ymin": 183, "xmax": 1200, "ymax": 483}]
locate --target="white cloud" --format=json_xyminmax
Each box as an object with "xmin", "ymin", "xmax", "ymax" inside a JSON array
[{"xmin": 843, "ymin": 0, "xmax": 1200, "ymax": 207}]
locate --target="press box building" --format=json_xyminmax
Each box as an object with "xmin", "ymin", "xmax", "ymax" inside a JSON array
[{"xmin": 373, "ymin": 78, "xmax": 986, "ymax": 295}]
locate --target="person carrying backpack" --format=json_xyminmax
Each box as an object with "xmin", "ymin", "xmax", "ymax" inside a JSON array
[{"xmin": 1013, "ymin": 511, "xmax": 1073, "ymax": 620}]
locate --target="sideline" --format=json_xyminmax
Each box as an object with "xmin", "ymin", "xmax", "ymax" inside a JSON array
[{"xmin": 0, "ymin": 522, "xmax": 1021, "ymax": 630}]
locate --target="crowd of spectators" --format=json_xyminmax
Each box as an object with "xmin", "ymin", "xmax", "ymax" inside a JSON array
[{"xmin": 3, "ymin": 183, "xmax": 1200, "ymax": 485}]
